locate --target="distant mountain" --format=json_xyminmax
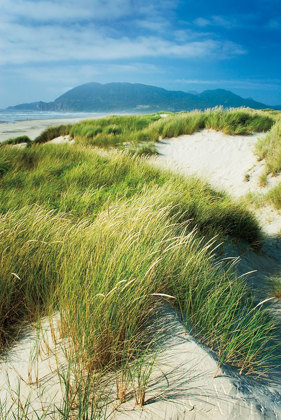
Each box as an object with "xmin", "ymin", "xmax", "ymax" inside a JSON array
[{"xmin": 8, "ymin": 82, "xmax": 281, "ymax": 112}]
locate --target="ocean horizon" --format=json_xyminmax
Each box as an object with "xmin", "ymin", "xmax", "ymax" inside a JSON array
[{"xmin": 0, "ymin": 109, "xmax": 112, "ymax": 123}]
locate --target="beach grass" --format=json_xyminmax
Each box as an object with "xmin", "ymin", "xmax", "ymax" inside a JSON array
[
  {"xmin": 252, "ymin": 116, "xmax": 281, "ymax": 209},
  {"xmin": 25, "ymin": 109, "xmax": 275, "ymax": 153},
  {"xmin": 0, "ymin": 192, "xmax": 276, "ymax": 378},
  {"xmin": 0, "ymin": 145, "xmax": 261, "ymax": 243},
  {"xmin": 34, "ymin": 124, "xmax": 73, "ymax": 144},
  {"xmin": 0, "ymin": 135, "xmax": 31, "ymax": 147}
]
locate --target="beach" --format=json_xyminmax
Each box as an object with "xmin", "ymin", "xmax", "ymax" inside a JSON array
[{"xmin": 0, "ymin": 117, "xmax": 93, "ymax": 143}]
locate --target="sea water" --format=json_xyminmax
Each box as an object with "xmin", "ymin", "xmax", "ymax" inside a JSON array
[{"xmin": 0, "ymin": 109, "xmax": 110, "ymax": 123}]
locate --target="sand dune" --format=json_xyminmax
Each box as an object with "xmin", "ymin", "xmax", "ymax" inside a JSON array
[{"xmin": 1, "ymin": 126, "xmax": 281, "ymax": 419}]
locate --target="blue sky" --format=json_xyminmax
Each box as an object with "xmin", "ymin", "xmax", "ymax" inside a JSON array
[{"xmin": 0, "ymin": 0, "xmax": 280, "ymax": 108}]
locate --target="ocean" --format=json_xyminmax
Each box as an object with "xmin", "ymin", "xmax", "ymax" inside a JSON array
[{"xmin": 0, "ymin": 109, "xmax": 109, "ymax": 123}]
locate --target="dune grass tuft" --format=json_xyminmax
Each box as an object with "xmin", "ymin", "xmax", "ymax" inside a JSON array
[
  {"xmin": 1, "ymin": 135, "xmax": 31, "ymax": 147},
  {"xmin": 0, "ymin": 145, "xmax": 261, "ymax": 244},
  {"xmin": 0, "ymin": 197, "xmax": 277, "ymax": 378},
  {"xmin": 34, "ymin": 124, "xmax": 73, "ymax": 144},
  {"xmin": 253, "ymin": 116, "xmax": 281, "ymax": 209},
  {"xmin": 28, "ymin": 109, "xmax": 274, "ymax": 152}
]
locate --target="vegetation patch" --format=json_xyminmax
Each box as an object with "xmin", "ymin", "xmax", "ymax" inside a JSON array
[
  {"xmin": 28, "ymin": 109, "xmax": 274, "ymax": 152},
  {"xmin": 253, "ymin": 115, "xmax": 281, "ymax": 209},
  {"xmin": 0, "ymin": 191, "xmax": 277, "ymax": 378},
  {"xmin": 34, "ymin": 124, "xmax": 73, "ymax": 144},
  {"xmin": 0, "ymin": 145, "xmax": 261, "ymax": 243},
  {"xmin": 1, "ymin": 135, "xmax": 31, "ymax": 147}
]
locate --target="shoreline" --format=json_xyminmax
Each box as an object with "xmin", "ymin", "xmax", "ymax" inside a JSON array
[
  {"xmin": 0, "ymin": 116, "xmax": 97, "ymax": 142},
  {"xmin": 0, "ymin": 112, "xmax": 138, "ymax": 142}
]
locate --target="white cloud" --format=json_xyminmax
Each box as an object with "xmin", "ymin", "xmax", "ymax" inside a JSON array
[
  {"xmin": 0, "ymin": 0, "xmax": 179, "ymax": 24},
  {"xmin": 2, "ymin": 63, "xmax": 164, "ymax": 84},
  {"xmin": 0, "ymin": 20, "xmax": 246, "ymax": 67},
  {"xmin": 194, "ymin": 16, "xmax": 237, "ymax": 29},
  {"xmin": 193, "ymin": 18, "xmax": 211, "ymax": 28},
  {"xmin": 175, "ymin": 78, "xmax": 281, "ymax": 91},
  {"xmin": 0, "ymin": 0, "xmax": 132, "ymax": 23}
]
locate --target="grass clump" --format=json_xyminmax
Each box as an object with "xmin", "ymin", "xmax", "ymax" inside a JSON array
[
  {"xmin": 34, "ymin": 124, "xmax": 73, "ymax": 144},
  {"xmin": 265, "ymin": 183, "xmax": 281, "ymax": 209},
  {"xmin": 253, "ymin": 117, "xmax": 281, "ymax": 209},
  {"xmin": 70, "ymin": 114, "xmax": 161, "ymax": 148},
  {"xmin": 0, "ymin": 197, "xmax": 277, "ymax": 378},
  {"xmin": 32, "ymin": 109, "xmax": 274, "ymax": 152},
  {"xmin": 128, "ymin": 142, "xmax": 158, "ymax": 156},
  {"xmin": 255, "ymin": 120, "xmax": 281, "ymax": 176},
  {"xmin": 205, "ymin": 109, "xmax": 273, "ymax": 135},
  {"xmin": 1, "ymin": 135, "xmax": 31, "ymax": 147},
  {"xmin": 0, "ymin": 145, "xmax": 261, "ymax": 244}
]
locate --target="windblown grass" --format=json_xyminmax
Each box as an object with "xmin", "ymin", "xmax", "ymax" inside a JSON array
[
  {"xmin": 253, "ymin": 116, "xmax": 281, "ymax": 209},
  {"xmin": 0, "ymin": 145, "xmax": 260, "ymax": 243},
  {"xmin": 34, "ymin": 124, "xmax": 73, "ymax": 144},
  {"xmin": 0, "ymin": 197, "xmax": 277, "ymax": 379},
  {"xmin": 29, "ymin": 109, "xmax": 274, "ymax": 151},
  {"xmin": 1, "ymin": 135, "xmax": 31, "ymax": 147},
  {"xmin": 255, "ymin": 119, "xmax": 281, "ymax": 176}
]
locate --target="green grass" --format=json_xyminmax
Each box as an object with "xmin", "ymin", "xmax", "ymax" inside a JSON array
[
  {"xmin": 127, "ymin": 142, "xmax": 158, "ymax": 156},
  {"xmin": 34, "ymin": 124, "xmax": 73, "ymax": 144},
  {"xmin": 0, "ymin": 145, "xmax": 261, "ymax": 243},
  {"xmin": 1, "ymin": 135, "xmax": 31, "ymax": 147},
  {"xmin": 252, "ymin": 116, "xmax": 281, "ymax": 209},
  {"xmin": 0, "ymin": 144, "xmax": 274, "ymax": 376},
  {"xmin": 0, "ymin": 194, "xmax": 276, "ymax": 377},
  {"xmin": 28, "ymin": 110, "xmax": 274, "ymax": 152},
  {"xmin": 255, "ymin": 119, "xmax": 281, "ymax": 176}
]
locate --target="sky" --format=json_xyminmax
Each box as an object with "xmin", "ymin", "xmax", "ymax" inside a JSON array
[{"xmin": 0, "ymin": 0, "xmax": 281, "ymax": 108}]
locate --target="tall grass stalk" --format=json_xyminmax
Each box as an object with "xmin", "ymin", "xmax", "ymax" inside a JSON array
[{"xmin": 0, "ymin": 197, "xmax": 277, "ymax": 378}]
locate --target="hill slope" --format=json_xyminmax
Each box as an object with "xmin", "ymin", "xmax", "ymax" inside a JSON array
[{"xmin": 8, "ymin": 82, "xmax": 280, "ymax": 112}]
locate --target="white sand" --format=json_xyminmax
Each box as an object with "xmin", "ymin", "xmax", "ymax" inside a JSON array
[
  {"xmin": 48, "ymin": 135, "xmax": 74, "ymax": 145},
  {"xmin": 156, "ymin": 129, "xmax": 281, "ymax": 237},
  {"xmin": 0, "ymin": 315, "xmax": 67, "ymax": 418},
  {"xmin": 157, "ymin": 129, "xmax": 281, "ymax": 197},
  {"xmin": 0, "ymin": 117, "xmax": 89, "ymax": 143}
]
